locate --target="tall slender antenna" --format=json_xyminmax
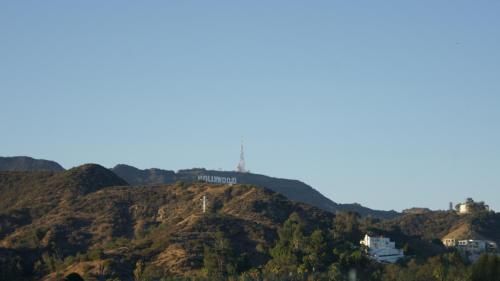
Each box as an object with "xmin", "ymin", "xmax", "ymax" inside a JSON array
[{"xmin": 236, "ymin": 140, "xmax": 247, "ymax": 173}]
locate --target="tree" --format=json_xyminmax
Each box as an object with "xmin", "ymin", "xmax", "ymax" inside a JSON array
[
  {"xmin": 332, "ymin": 212, "xmax": 362, "ymax": 243},
  {"xmin": 327, "ymin": 264, "xmax": 343, "ymax": 281},
  {"xmin": 203, "ymin": 231, "xmax": 237, "ymax": 279},
  {"xmin": 381, "ymin": 253, "xmax": 470, "ymax": 281},
  {"xmin": 303, "ymin": 229, "xmax": 329, "ymax": 272},
  {"xmin": 265, "ymin": 213, "xmax": 306, "ymax": 276},
  {"xmin": 471, "ymin": 254, "xmax": 500, "ymax": 281}
]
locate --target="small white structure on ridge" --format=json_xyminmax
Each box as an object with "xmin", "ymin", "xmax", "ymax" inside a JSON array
[
  {"xmin": 201, "ymin": 195, "xmax": 208, "ymax": 213},
  {"xmin": 458, "ymin": 202, "xmax": 472, "ymax": 214},
  {"xmin": 456, "ymin": 198, "xmax": 490, "ymax": 215},
  {"xmin": 360, "ymin": 234, "xmax": 404, "ymax": 263}
]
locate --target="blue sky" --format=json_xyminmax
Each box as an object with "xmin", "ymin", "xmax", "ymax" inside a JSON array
[{"xmin": 1, "ymin": 1, "xmax": 499, "ymax": 211}]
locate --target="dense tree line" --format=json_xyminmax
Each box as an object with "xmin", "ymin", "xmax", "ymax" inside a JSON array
[
  {"xmin": 2, "ymin": 212, "xmax": 500, "ymax": 281},
  {"xmin": 198, "ymin": 212, "xmax": 500, "ymax": 281}
]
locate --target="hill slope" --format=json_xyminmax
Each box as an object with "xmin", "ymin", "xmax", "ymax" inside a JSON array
[
  {"xmin": 1, "ymin": 165, "xmax": 499, "ymax": 280},
  {"xmin": 0, "ymin": 156, "xmax": 64, "ymax": 172},
  {"xmin": 368, "ymin": 210, "xmax": 500, "ymax": 258},
  {"xmin": 112, "ymin": 165, "xmax": 399, "ymax": 219},
  {"xmin": 0, "ymin": 157, "xmax": 399, "ymax": 219},
  {"xmin": 0, "ymin": 166, "xmax": 334, "ymax": 280},
  {"xmin": 0, "ymin": 164, "xmax": 128, "ymax": 213}
]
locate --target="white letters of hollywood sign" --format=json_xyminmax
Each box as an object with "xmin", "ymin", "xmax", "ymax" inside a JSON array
[{"xmin": 197, "ymin": 175, "xmax": 237, "ymax": 185}]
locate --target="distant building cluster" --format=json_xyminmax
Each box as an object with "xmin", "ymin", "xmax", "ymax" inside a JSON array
[
  {"xmin": 441, "ymin": 198, "xmax": 497, "ymax": 262},
  {"xmin": 360, "ymin": 234, "xmax": 404, "ymax": 263},
  {"xmin": 442, "ymin": 238, "xmax": 497, "ymax": 262},
  {"xmin": 454, "ymin": 198, "xmax": 490, "ymax": 215}
]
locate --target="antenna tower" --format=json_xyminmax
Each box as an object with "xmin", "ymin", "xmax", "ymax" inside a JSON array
[{"xmin": 236, "ymin": 140, "xmax": 247, "ymax": 173}]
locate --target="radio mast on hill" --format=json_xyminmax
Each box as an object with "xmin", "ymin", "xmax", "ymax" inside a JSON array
[{"xmin": 236, "ymin": 141, "xmax": 247, "ymax": 173}]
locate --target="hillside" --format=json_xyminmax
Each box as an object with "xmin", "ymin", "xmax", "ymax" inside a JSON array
[
  {"xmin": 1, "ymin": 165, "xmax": 499, "ymax": 280},
  {"xmin": 0, "ymin": 156, "xmax": 64, "ymax": 172},
  {"xmin": 112, "ymin": 164, "xmax": 175, "ymax": 185},
  {"xmin": 0, "ymin": 164, "xmax": 127, "ymax": 213},
  {"xmin": 368, "ymin": 210, "xmax": 500, "ymax": 259},
  {"xmin": 112, "ymin": 165, "xmax": 399, "ymax": 219},
  {"xmin": 381, "ymin": 210, "xmax": 500, "ymax": 243},
  {"xmin": 0, "ymin": 165, "xmax": 334, "ymax": 280},
  {"xmin": 0, "ymin": 157, "xmax": 399, "ymax": 220}
]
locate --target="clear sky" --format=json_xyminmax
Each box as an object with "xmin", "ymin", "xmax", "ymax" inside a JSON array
[{"xmin": 1, "ymin": 1, "xmax": 499, "ymax": 212}]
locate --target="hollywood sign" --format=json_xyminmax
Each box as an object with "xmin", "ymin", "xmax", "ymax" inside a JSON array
[{"xmin": 197, "ymin": 175, "xmax": 237, "ymax": 185}]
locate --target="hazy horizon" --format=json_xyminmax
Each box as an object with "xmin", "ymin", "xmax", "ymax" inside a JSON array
[{"xmin": 2, "ymin": 1, "xmax": 499, "ymax": 212}]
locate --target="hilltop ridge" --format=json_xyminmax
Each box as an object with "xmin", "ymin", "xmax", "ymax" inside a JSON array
[
  {"xmin": 0, "ymin": 156, "xmax": 400, "ymax": 219},
  {"xmin": 112, "ymin": 165, "xmax": 400, "ymax": 219},
  {"xmin": 0, "ymin": 156, "xmax": 64, "ymax": 172}
]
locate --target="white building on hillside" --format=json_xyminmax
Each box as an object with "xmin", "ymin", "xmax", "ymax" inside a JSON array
[
  {"xmin": 456, "ymin": 198, "xmax": 490, "ymax": 215},
  {"xmin": 442, "ymin": 238, "xmax": 497, "ymax": 262},
  {"xmin": 458, "ymin": 203, "xmax": 470, "ymax": 214},
  {"xmin": 360, "ymin": 234, "xmax": 404, "ymax": 263}
]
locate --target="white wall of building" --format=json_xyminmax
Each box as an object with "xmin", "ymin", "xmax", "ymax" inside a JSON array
[
  {"xmin": 360, "ymin": 234, "xmax": 404, "ymax": 263},
  {"xmin": 458, "ymin": 204, "xmax": 470, "ymax": 214}
]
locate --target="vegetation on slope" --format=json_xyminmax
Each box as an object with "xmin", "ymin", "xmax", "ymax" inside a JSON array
[
  {"xmin": 377, "ymin": 210, "xmax": 500, "ymax": 246},
  {"xmin": 1, "ymin": 166, "xmax": 499, "ymax": 281}
]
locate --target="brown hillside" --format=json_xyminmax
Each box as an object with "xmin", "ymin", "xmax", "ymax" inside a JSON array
[
  {"xmin": 376, "ymin": 210, "xmax": 500, "ymax": 246},
  {"xmin": 0, "ymin": 166, "xmax": 334, "ymax": 280}
]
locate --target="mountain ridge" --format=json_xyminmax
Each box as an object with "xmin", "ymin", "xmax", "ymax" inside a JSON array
[
  {"xmin": 0, "ymin": 156, "xmax": 399, "ymax": 219},
  {"xmin": 112, "ymin": 164, "xmax": 400, "ymax": 219},
  {"xmin": 0, "ymin": 156, "xmax": 64, "ymax": 172},
  {"xmin": 0, "ymin": 164, "xmax": 499, "ymax": 280}
]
